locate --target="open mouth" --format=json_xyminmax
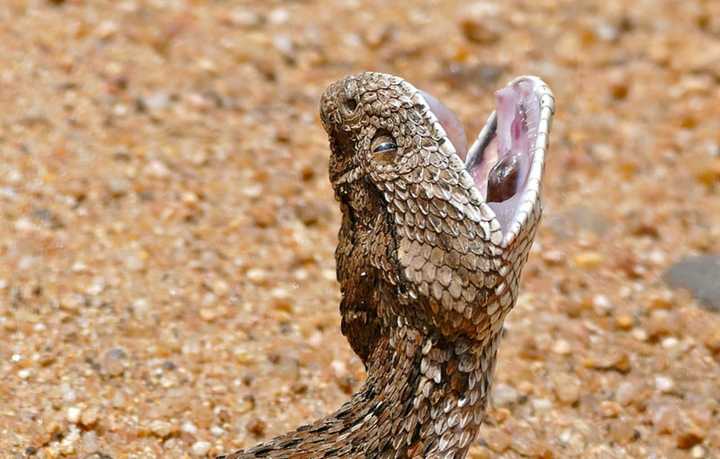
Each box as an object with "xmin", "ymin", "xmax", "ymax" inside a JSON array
[{"xmin": 421, "ymin": 77, "xmax": 551, "ymax": 240}]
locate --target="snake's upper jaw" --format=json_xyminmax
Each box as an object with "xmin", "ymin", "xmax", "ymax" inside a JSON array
[{"xmin": 428, "ymin": 76, "xmax": 554, "ymax": 244}]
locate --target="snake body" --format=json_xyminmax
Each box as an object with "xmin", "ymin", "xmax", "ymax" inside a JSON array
[{"xmin": 219, "ymin": 72, "xmax": 555, "ymax": 459}]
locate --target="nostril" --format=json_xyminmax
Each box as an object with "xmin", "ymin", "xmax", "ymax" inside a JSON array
[{"xmin": 344, "ymin": 97, "xmax": 358, "ymax": 112}]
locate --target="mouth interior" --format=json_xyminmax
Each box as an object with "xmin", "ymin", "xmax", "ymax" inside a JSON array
[{"xmin": 423, "ymin": 79, "xmax": 541, "ymax": 233}]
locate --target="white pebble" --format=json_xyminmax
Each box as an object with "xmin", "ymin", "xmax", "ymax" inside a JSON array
[
  {"xmin": 66, "ymin": 406, "xmax": 82, "ymax": 424},
  {"xmin": 181, "ymin": 421, "xmax": 198, "ymax": 434},
  {"xmin": 191, "ymin": 441, "xmax": 211, "ymax": 457},
  {"xmin": 655, "ymin": 375, "xmax": 674, "ymax": 393}
]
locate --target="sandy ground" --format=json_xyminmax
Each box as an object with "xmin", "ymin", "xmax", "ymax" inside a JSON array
[{"xmin": 1, "ymin": 0, "xmax": 719, "ymax": 458}]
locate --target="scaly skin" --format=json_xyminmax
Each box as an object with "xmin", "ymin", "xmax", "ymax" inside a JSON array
[{"xmin": 219, "ymin": 72, "xmax": 555, "ymax": 459}]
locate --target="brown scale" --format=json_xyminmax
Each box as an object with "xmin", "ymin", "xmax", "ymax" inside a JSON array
[{"xmin": 218, "ymin": 72, "xmax": 553, "ymax": 459}]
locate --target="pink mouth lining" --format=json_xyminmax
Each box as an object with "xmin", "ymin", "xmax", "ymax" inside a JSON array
[{"xmin": 422, "ymin": 79, "xmax": 541, "ymax": 233}]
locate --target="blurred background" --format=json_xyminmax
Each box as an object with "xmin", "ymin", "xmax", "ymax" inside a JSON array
[{"xmin": 0, "ymin": 0, "xmax": 718, "ymax": 457}]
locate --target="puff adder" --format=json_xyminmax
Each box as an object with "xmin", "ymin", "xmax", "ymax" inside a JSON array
[{"xmin": 218, "ymin": 72, "xmax": 555, "ymax": 459}]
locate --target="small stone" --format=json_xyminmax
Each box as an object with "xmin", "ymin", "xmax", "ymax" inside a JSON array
[
  {"xmin": 703, "ymin": 329, "xmax": 720, "ymax": 354},
  {"xmin": 531, "ymin": 398, "xmax": 553, "ymax": 412},
  {"xmin": 551, "ymin": 339, "xmax": 571, "ymax": 355},
  {"xmin": 181, "ymin": 421, "xmax": 198, "ymax": 434},
  {"xmin": 124, "ymin": 253, "xmax": 146, "ymax": 271},
  {"xmin": 609, "ymin": 420, "xmax": 637, "ymax": 445},
  {"xmin": 609, "ymin": 78, "xmax": 630, "ymax": 100},
  {"xmin": 80, "ymin": 407, "xmax": 99, "ymax": 428},
  {"xmin": 270, "ymin": 287, "xmax": 294, "ymax": 313},
  {"xmin": 510, "ymin": 426, "xmax": 545, "ymax": 456},
  {"xmin": 574, "ymin": 251, "xmax": 604, "ymax": 269},
  {"xmin": 246, "ymin": 268, "xmax": 268, "ymax": 284},
  {"xmin": 655, "ymin": 375, "xmax": 674, "ymax": 393},
  {"xmin": 227, "ymin": 8, "xmax": 261, "ymax": 28},
  {"xmin": 651, "ymin": 405, "xmax": 677, "ymax": 433},
  {"xmin": 615, "ymin": 313, "xmax": 634, "ymax": 330},
  {"xmin": 81, "ymin": 431, "xmax": 99, "ymax": 452},
  {"xmin": 676, "ymin": 420, "xmax": 705, "ymax": 449},
  {"xmin": 102, "ymin": 348, "xmax": 128, "ymax": 376},
  {"xmin": 268, "ymin": 8, "xmax": 289, "ymax": 24},
  {"xmin": 631, "ymin": 327, "xmax": 648, "ymax": 342},
  {"xmin": 484, "ymin": 427, "xmax": 511, "ymax": 452},
  {"xmin": 492, "ymin": 383, "xmax": 520, "ymax": 407},
  {"xmin": 615, "ymin": 381, "xmax": 645, "ymax": 407},
  {"xmin": 191, "ymin": 441, "xmax": 211, "ymax": 457},
  {"xmin": 458, "ymin": 3, "xmax": 502, "ymax": 44},
  {"xmin": 661, "ymin": 336, "xmax": 678, "ymax": 349},
  {"xmin": 66, "ymin": 406, "xmax": 82, "ymax": 424},
  {"xmin": 663, "ymin": 256, "xmax": 720, "ymax": 312},
  {"xmin": 108, "ymin": 177, "xmax": 131, "ymax": 197},
  {"xmin": 149, "ymin": 420, "xmax": 173, "ymax": 438},
  {"xmin": 249, "ymin": 204, "xmax": 277, "ymax": 227},
  {"xmin": 542, "ymin": 249, "xmax": 566, "ymax": 266},
  {"xmin": 363, "ymin": 24, "xmax": 393, "ymax": 49},
  {"xmin": 592, "ymin": 294, "xmax": 614, "ymax": 315},
  {"xmin": 648, "ymin": 292, "xmax": 674, "ymax": 310},
  {"xmin": 598, "ymin": 400, "xmax": 622, "ymax": 418},
  {"xmin": 235, "ymin": 395, "xmax": 256, "ymax": 414},
  {"xmin": 142, "ymin": 92, "xmax": 170, "ymax": 111},
  {"xmin": 468, "ymin": 446, "xmax": 492, "ymax": 459},
  {"xmin": 690, "ymin": 156, "xmax": 720, "ymax": 188},
  {"xmin": 145, "ymin": 159, "xmax": 171, "ymax": 178},
  {"xmin": 552, "ymin": 373, "xmax": 580, "ymax": 405},
  {"xmin": 585, "ymin": 351, "xmax": 631, "ymax": 373},
  {"xmin": 646, "ymin": 310, "xmax": 674, "ymax": 339},
  {"xmin": 247, "ymin": 417, "xmax": 266, "ymax": 437}
]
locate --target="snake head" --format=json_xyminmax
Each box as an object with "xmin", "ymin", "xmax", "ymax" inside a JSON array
[{"xmin": 321, "ymin": 72, "xmax": 554, "ymax": 343}]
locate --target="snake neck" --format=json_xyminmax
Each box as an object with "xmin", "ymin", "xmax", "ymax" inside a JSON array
[{"xmin": 226, "ymin": 325, "xmax": 500, "ymax": 459}]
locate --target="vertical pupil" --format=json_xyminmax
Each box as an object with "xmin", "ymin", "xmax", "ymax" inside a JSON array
[{"xmin": 345, "ymin": 98, "xmax": 357, "ymax": 111}]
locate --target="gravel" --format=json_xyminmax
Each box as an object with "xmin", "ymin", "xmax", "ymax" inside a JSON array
[{"xmin": 1, "ymin": 0, "xmax": 719, "ymax": 457}]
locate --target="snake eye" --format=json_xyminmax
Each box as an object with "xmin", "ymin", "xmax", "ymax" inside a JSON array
[{"xmin": 371, "ymin": 134, "xmax": 398, "ymax": 163}]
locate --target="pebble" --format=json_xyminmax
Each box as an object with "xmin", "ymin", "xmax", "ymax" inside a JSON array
[
  {"xmin": 247, "ymin": 417, "xmax": 267, "ymax": 437},
  {"xmin": 615, "ymin": 381, "xmax": 645, "ymax": 407},
  {"xmin": 551, "ymin": 339, "xmax": 572, "ymax": 355},
  {"xmin": 484, "ymin": 427, "xmax": 511, "ymax": 453},
  {"xmin": 615, "ymin": 313, "xmax": 634, "ymax": 330},
  {"xmin": 66, "ymin": 406, "xmax": 82, "ymax": 424},
  {"xmin": 585, "ymin": 351, "xmax": 632, "ymax": 373},
  {"xmin": 80, "ymin": 407, "xmax": 99, "ymax": 428},
  {"xmin": 654, "ymin": 375, "xmax": 674, "ymax": 393},
  {"xmin": 191, "ymin": 441, "xmax": 211, "ymax": 457},
  {"xmin": 2, "ymin": 2, "xmax": 719, "ymax": 458},
  {"xmin": 102, "ymin": 348, "xmax": 128, "ymax": 376},
  {"xmin": 663, "ymin": 256, "xmax": 720, "ymax": 312},
  {"xmin": 676, "ymin": 419, "xmax": 705, "ymax": 449},
  {"xmin": 598, "ymin": 400, "xmax": 622, "ymax": 418},
  {"xmin": 574, "ymin": 251, "xmax": 604, "ymax": 269},
  {"xmin": 458, "ymin": 2, "xmax": 503, "ymax": 44},
  {"xmin": 492, "ymin": 383, "xmax": 521, "ymax": 407},
  {"xmin": 181, "ymin": 421, "xmax": 198, "ymax": 434},
  {"xmin": 149, "ymin": 420, "xmax": 173, "ymax": 438},
  {"xmin": 551, "ymin": 373, "xmax": 581, "ymax": 405}
]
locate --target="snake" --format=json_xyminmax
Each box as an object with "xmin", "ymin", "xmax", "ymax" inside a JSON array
[{"xmin": 218, "ymin": 72, "xmax": 555, "ymax": 459}]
